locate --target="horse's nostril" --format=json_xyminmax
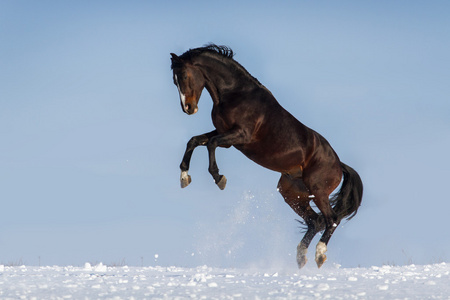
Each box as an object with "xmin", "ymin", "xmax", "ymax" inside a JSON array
[{"xmin": 186, "ymin": 104, "xmax": 191, "ymax": 111}]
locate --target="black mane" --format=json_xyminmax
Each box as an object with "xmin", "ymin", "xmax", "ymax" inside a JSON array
[
  {"xmin": 171, "ymin": 43, "xmax": 264, "ymax": 88},
  {"xmin": 183, "ymin": 44, "xmax": 234, "ymax": 60}
]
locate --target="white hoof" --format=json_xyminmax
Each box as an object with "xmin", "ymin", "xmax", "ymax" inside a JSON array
[
  {"xmin": 216, "ymin": 175, "xmax": 227, "ymax": 190},
  {"xmin": 180, "ymin": 171, "xmax": 191, "ymax": 188},
  {"xmin": 315, "ymin": 241, "xmax": 327, "ymax": 268}
]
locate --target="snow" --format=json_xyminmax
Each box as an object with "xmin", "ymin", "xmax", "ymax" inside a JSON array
[{"xmin": 0, "ymin": 263, "xmax": 448, "ymax": 299}]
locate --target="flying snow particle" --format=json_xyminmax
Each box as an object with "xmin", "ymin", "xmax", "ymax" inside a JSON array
[{"xmin": 83, "ymin": 263, "xmax": 92, "ymax": 271}]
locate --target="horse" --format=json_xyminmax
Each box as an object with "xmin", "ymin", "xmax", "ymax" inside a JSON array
[{"xmin": 170, "ymin": 44, "xmax": 363, "ymax": 269}]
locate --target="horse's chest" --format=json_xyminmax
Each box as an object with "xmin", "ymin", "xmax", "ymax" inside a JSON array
[{"xmin": 211, "ymin": 108, "xmax": 233, "ymax": 133}]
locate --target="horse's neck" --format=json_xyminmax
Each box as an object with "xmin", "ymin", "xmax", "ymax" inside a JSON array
[
  {"xmin": 204, "ymin": 81, "xmax": 221, "ymax": 106},
  {"xmin": 200, "ymin": 57, "xmax": 255, "ymax": 105}
]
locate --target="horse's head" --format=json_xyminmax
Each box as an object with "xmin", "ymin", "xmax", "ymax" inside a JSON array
[{"xmin": 170, "ymin": 53, "xmax": 205, "ymax": 115}]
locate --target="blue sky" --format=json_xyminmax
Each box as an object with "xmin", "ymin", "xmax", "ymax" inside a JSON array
[{"xmin": 1, "ymin": 1, "xmax": 449, "ymax": 268}]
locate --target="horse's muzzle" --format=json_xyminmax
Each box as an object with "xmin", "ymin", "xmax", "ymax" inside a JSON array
[{"xmin": 184, "ymin": 103, "xmax": 198, "ymax": 115}]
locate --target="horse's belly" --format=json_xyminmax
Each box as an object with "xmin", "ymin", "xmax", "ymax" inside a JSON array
[{"xmin": 234, "ymin": 144, "xmax": 304, "ymax": 173}]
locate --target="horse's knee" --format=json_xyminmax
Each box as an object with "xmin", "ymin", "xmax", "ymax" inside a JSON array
[
  {"xmin": 206, "ymin": 136, "xmax": 220, "ymax": 151},
  {"xmin": 186, "ymin": 136, "xmax": 202, "ymax": 151},
  {"xmin": 188, "ymin": 134, "xmax": 209, "ymax": 149}
]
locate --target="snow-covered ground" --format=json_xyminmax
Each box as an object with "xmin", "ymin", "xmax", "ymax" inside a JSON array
[{"xmin": 0, "ymin": 262, "xmax": 448, "ymax": 299}]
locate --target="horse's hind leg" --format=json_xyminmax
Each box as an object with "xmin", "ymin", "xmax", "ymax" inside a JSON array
[
  {"xmin": 296, "ymin": 218, "xmax": 322, "ymax": 269},
  {"xmin": 278, "ymin": 174, "xmax": 322, "ymax": 269},
  {"xmin": 311, "ymin": 192, "xmax": 339, "ymax": 268},
  {"xmin": 306, "ymin": 171, "xmax": 342, "ymax": 268}
]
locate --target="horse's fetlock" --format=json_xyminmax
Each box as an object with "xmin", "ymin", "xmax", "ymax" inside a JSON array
[
  {"xmin": 180, "ymin": 162, "xmax": 188, "ymax": 171},
  {"xmin": 187, "ymin": 139, "xmax": 197, "ymax": 149},
  {"xmin": 208, "ymin": 166, "xmax": 218, "ymax": 176}
]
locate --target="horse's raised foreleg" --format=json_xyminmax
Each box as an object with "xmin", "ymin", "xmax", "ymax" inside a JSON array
[
  {"xmin": 180, "ymin": 130, "xmax": 218, "ymax": 188},
  {"xmin": 206, "ymin": 128, "xmax": 249, "ymax": 190}
]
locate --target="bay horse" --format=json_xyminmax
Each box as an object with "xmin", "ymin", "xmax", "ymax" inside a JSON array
[{"xmin": 170, "ymin": 44, "xmax": 363, "ymax": 268}]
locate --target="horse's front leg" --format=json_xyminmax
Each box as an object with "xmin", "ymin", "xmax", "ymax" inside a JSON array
[
  {"xmin": 206, "ymin": 128, "xmax": 249, "ymax": 190},
  {"xmin": 180, "ymin": 130, "xmax": 218, "ymax": 188}
]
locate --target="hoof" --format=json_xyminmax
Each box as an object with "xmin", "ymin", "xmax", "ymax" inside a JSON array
[
  {"xmin": 180, "ymin": 171, "xmax": 192, "ymax": 188},
  {"xmin": 216, "ymin": 175, "xmax": 227, "ymax": 190},
  {"xmin": 297, "ymin": 255, "xmax": 308, "ymax": 269},
  {"xmin": 297, "ymin": 245, "xmax": 308, "ymax": 269},
  {"xmin": 315, "ymin": 254, "xmax": 327, "ymax": 268},
  {"xmin": 315, "ymin": 241, "xmax": 327, "ymax": 268}
]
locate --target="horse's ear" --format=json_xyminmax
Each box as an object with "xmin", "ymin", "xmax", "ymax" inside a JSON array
[{"xmin": 170, "ymin": 53, "xmax": 180, "ymax": 62}]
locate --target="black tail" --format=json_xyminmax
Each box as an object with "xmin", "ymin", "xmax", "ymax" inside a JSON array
[{"xmin": 330, "ymin": 162, "xmax": 363, "ymax": 221}]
